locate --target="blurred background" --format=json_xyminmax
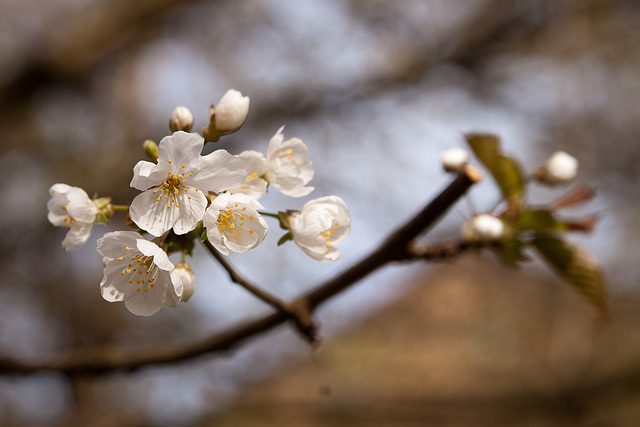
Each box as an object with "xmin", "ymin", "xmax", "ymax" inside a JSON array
[{"xmin": 1, "ymin": 0, "xmax": 640, "ymax": 425}]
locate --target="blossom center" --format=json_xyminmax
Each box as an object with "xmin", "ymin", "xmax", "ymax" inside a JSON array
[
  {"xmin": 60, "ymin": 204, "xmax": 76, "ymax": 228},
  {"xmin": 216, "ymin": 205, "xmax": 254, "ymax": 238},
  {"xmin": 320, "ymin": 222, "xmax": 339, "ymax": 252},
  {"xmin": 153, "ymin": 170, "xmax": 196, "ymax": 209},
  {"xmin": 117, "ymin": 252, "xmax": 158, "ymax": 293}
]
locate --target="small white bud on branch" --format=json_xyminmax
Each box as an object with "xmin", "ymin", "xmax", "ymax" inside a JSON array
[
  {"xmin": 462, "ymin": 214, "xmax": 504, "ymax": 243},
  {"xmin": 535, "ymin": 151, "xmax": 578, "ymax": 185},
  {"xmin": 169, "ymin": 106, "xmax": 194, "ymax": 133},
  {"xmin": 441, "ymin": 147, "xmax": 469, "ymax": 173}
]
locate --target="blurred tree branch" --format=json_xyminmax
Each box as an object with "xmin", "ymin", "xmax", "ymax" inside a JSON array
[
  {"xmin": 0, "ymin": 168, "xmax": 479, "ymax": 376},
  {"xmin": 0, "ymin": 0, "xmax": 209, "ymax": 106}
]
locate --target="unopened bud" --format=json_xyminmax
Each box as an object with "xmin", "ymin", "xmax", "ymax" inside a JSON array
[
  {"xmin": 142, "ymin": 139, "xmax": 159, "ymax": 161},
  {"xmin": 169, "ymin": 106, "xmax": 194, "ymax": 133},
  {"xmin": 535, "ymin": 151, "xmax": 578, "ymax": 185},
  {"xmin": 204, "ymin": 89, "xmax": 250, "ymax": 141},
  {"xmin": 441, "ymin": 147, "xmax": 469, "ymax": 173},
  {"xmin": 462, "ymin": 214, "xmax": 504, "ymax": 243},
  {"xmin": 174, "ymin": 263, "xmax": 196, "ymax": 302},
  {"xmin": 215, "ymin": 89, "xmax": 250, "ymax": 132}
]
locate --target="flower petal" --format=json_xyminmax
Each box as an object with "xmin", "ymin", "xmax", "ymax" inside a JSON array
[
  {"xmin": 62, "ymin": 222, "xmax": 94, "ymax": 251},
  {"xmin": 123, "ymin": 278, "xmax": 169, "ymax": 316},
  {"xmin": 100, "ymin": 259, "xmax": 138, "ymax": 302},
  {"xmin": 65, "ymin": 187, "xmax": 97, "ymax": 223},
  {"xmin": 130, "ymin": 160, "xmax": 165, "ymax": 190},
  {"xmin": 130, "ymin": 189, "xmax": 174, "ymax": 236},
  {"xmin": 193, "ymin": 149, "xmax": 246, "ymax": 193},
  {"xmin": 171, "ymin": 190, "xmax": 208, "ymax": 235},
  {"xmin": 136, "ymin": 239, "xmax": 174, "ymax": 271},
  {"xmin": 96, "ymin": 231, "xmax": 141, "ymax": 259},
  {"xmin": 157, "ymin": 131, "xmax": 204, "ymax": 166}
]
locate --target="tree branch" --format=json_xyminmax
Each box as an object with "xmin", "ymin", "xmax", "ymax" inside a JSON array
[
  {"xmin": 202, "ymin": 240, "xmax": 320, "ymax": 343},
  {"xmin": 0, "ymin": 168, "xmax": 479, "ymax": 376}
]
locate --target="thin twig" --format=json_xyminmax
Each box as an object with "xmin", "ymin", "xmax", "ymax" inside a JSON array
[
  {"xmin": 202, "ymin": 241, "xmax": 288, "ymax": 313},
  {"xmin": 202, "ymin": 240, "xmax": 319, "ymax": 342},
  {"xmin": 0, "ymin": 169, "xmax": 479, "ymax": 376}
]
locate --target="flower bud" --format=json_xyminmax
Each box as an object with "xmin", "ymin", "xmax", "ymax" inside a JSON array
[
  {"xmin": 440, "ymin": 147, "xmax": 469, "ymax": 173},
  {"xmin": 142, "ymin": 139, "xmax": 159, "ymax": 162},
  {"xmin": 462, "ymin": 214, "xmax": 504, "ymax": 243},
  {"xmin": 169, "ymin": 106, "xmax": 194, "ymax": 133},
  {"xmin": 174, "ymin": 263, "xmax": 196, "ymax": 302},
  {"xmin": 535, "ymin": 151, "xmax": 578, "ymax": 185},
  {"xmin": 214, "ymin": 89, "xmax": 250, "ymax": 132}
]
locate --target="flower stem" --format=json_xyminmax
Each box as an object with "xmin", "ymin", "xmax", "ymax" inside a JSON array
[
  {"xmin": 111, "ymin": 205, "xmax": 129, "ymax": 211},
  {"xmin": 259, "ymin": 211, "xmax": 280, "ymax": 219}
]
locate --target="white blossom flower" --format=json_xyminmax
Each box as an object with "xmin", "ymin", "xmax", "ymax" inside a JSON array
[
  {"xmin": 47, "ymin": 183, "xmax": 97, "ymax": 251},
  {"xmin": 203, "ymin": 193, "xmax": 268, "ymax": 255},
  {"xmin": 461, "ymin": 214, "xmax": 504, "ymax": 243},
  {"xmin": 228, "ymin": 150, "xmax": 268, "ymax": 199},
  {"xmin": 97, "ymin": 231, "xmax": 183, "ymax": 316},
  {"xmin": 214, "ymin": 89, "xmax": 250, "ymax": 133},
  {"xmin": 129, "ymin": 131, "xmax": 245, "ymax": 237},
  {"xmin": 290, "ymin": 195, "xmax": 351, "ymax": 262},
  {"xmin": 264, "ymin": 126, "xmax": 315, "ymax": 197},
  {"xmin": 441, "ymin": 147, "xmax": 469, "ymax": 173},
  {"xmin": 537, "ymin": 151, "xmax": 578, "ymax": 185},
  {"xmin": 169, "ymin": 106, "xmax": 194, "ymax": 133}
]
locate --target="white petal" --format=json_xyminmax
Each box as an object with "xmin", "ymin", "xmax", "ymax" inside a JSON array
[
  {"xmin": 65, "ymin": 187, "xmax": 96, "ymax": 223},
  {"xmin": 49, "ymin": 183, "xmax": 71, "ymax": 197},
  {"xmin": 228, "ymin": 150, "xmax": 268, "ymax": 199},
  {"xmin": 207, "ymin": 227, "xmax": 229, "ymax": 255},
  {"xmin": 123, "ymin": 278, "xmax": 169, "ymax": 316},
  {"xmin": 130, "ymin": 190, "xmax": 174, "ymax": 236},
  {"xmin": 171, "ymin": 190, "xmax": 208, "ymax": 235},
  {"xmin": 136, "ymin": 239, "xmax": 174, "ymax": 271},
  {"xmin": 100, "ymin": 259, "xmax": 138, "ymax": 302},
  {"xmin": 168, "ymin": 270, "xmax": 184, "ymax": 303},
  {"xmin": 96, "ymin": 231, "xmax": 142, "ymax": 259},
  {"xmin": 193, "ymin": 150, "xmax": 246, "ymax": 193},
  {"xmin": 157, "ymin": 131, "xmax": 204, "ymax": 166},
  {"xmin": 130, "ymin": 160, "xmax": 163, "ymax": 190},
  {"xmin": 61, "ymin": 222, "xmax": 94, "ymax": 251},
  {"xmin": 265, "ymin": 126, "xmax": 285, "ymax": 159}
]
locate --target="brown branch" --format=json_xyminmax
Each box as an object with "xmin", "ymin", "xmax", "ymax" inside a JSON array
[
  {"xmin": 203, "ymin": 240, "xmax": 289, "ymax": 313},
  {"xmin": 202, "ymin": 240, "xmax": 319, "ymax": 343},
  {"xmin": 405, "ymin": 241, "xmax": 489, "ymax": 262},
  {"xmin": 0, "ymin": 168, "xmax": 479, "ymax": 376}
]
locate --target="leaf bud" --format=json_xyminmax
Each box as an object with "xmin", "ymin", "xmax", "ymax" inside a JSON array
[{"xmin": 142, "ymin": 139, "xmax": 159, "ymax": 162}]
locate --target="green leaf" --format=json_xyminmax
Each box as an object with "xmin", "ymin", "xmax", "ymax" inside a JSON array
[
  {"xmin": 465, "ymin": 134, "xmax": 525, "ymax": 206},
  {"xmin": 498, "ymin": 238, "xmax": 531, "ymax": 268},
  {"xmin": 277, "ymin": 232, "xmax": 293, "ymax": 246},
  {"xmin": 532, "ymin": 234, "xmax": 607, "ymax": 315},
  {"xmin": 518, "ymin": 209, "xmax": 556, "ymax": 232},
  {"xmin": 200, "ymin": 229, "xmax": 208, "ymax": 242}
]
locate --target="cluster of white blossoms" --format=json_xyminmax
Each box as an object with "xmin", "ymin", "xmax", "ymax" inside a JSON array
[{"xmin": 47, "ymin": 89, "xmax": 351, "ymax": 316}]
